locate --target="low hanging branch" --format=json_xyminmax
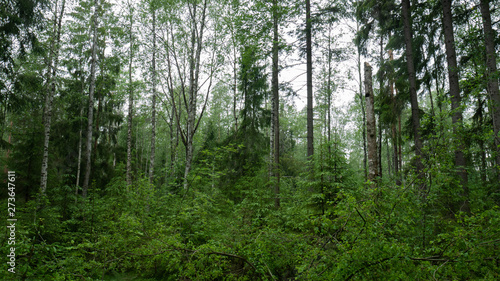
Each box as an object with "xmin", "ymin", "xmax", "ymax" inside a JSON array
[{"xmin": 120, "ymin": 243, "xmax": 265, "ymax": 278}]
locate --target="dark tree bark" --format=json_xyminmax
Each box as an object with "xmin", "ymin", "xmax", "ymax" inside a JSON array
[
  {"xmin": 442, "ymin": 0, "xmax": 469, "ymax": 211},
  {"xmin": 356, "ymin": 21, "xmax": 368, "ymax": 181},
  {"xmin": 401, "ymin": 0, "xmax": 424, "ymax": 187},
  {"xmin": 365, "ymin": 62, "xmax": 378, "ymax": 181},
  {"xmin": 479, "ymin": 0, "xmax": 500, "ymax": 181}
]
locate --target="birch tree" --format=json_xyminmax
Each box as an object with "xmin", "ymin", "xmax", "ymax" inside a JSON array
[
  {"xmin": 82, "ymin": 0, "xmax": 100, "ymax": 197},
  {"xmin": 40, "ymin": 0, "xmax": 66, "ymax": 194},
  {"xmin": 126, "ymin": 0, "xmax": 135, "ymax": 187},
  {"xmin": 163, "ymin": 0, "xmax": 217, "ymax": 191},
  {"xmin": 149, "ymin": 4, "xmax": 157, "ymax": 184}
]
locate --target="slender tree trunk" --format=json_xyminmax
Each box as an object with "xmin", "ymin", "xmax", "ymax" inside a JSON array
[
  {"xmin": 75, "ymin": 110, "xmax": 83, "ymax": 201},
  {"xmin": 478, "ymin": 97, "xmax": 487, "ymax": 183},
  {"xmin": 169, "ymin": 110, "xmax": 176, "ymax": 180},
  {"xmin": 401, "ymin": 0, "xmax": 424, "ymax": 187},
  {"xmin": 83, "ymin": 1, "xmax": 99, "ymax": 197},
  {"xmin": 386, "ymin": 134, "xmax": 391, "ymax": 177},
  {"xmin": 306, "ymin": 0, "xmax": 314, "ymax": 162},
  {"xmin": 269, "ymin": 96, "xmax": 274, "ymax": 179},
  {"xmin": 93, "ymin": 90, "xmax": 102, "ymax": 154},
  {"xmin": 378, "ymin": 117, "xmax": 383, "ymax": 178},
  {"xmin": 149, "ymin": 8, "xmax": 157, "ymax": 184},
  {"xmin": 272, "ymin": 0, "xmax": 280, "ymax": 208},
  {"xmin": 327, "ymin": 25, "xmax": 332, "ymax": 147},
  {"xmin": 378, "ymin": 35, "xmax": 384, "ymax": 178},
  {"xmin": 183, "ymin": 0, "xmax": 208, "ymax": 191},
  {"xmin": 442, "ymin": 0, "xmax": 469, "ymax": 211},
  {"xmin": 76, "ymin": 127, "xmax": 82, "ymax": 186},
  {"xmin": 389, "ymin": 50, "xmax": 400, "ymax": 185},
  {"xmin": 356, "ymin": 22, "xmax": 368, "ymax": 181},
  {"xmin": 233, "ymin": 35, "xmax": 238, "ymax": 132},
  {"xmin": 183, "ymin": 2, "xmax": 199, "ymax": 191},
  {"xmin": 127, "ymin": 4, "xmax": 134, "ymax": 187},
  {"xmin": 480, "ymin": 0, "xmax": 500, "ymax": 181},
  {"xmin": 398, "ymin": 113, "xmax": 402, "ymax": 174},
  {"xmin": 40, "ymin": 0, "xmax": 66, "ymax": 194},
  {"xmin": 365, "ymin": 62, "xmax": 378, "ymax": 182}
]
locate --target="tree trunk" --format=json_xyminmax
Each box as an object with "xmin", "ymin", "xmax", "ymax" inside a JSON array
[
  {"xmin": 356, "ymin": 22, "xmax": 367, "ymax": 181},
  {"xmin": 82, "ymin": 1, "xmax": 99, "ymax": 198},
  {"xmin": 327, "ymin": 24, "xmax": 332, "ymax": 146},
  {"xmin": 272, "ymin": 0, "xmax": 280, "ymax": 208},
  {"xmin": 269, "ymin": 94, "xmax": 274, "ymax": 180},
  {"xmin": 389, "ymin": 50, "xmax": 400, "ymax": 185},
  {"xmin": 480, "ymin": 0, "xmax": 500, "ymax": 181},
  {"xmin": 398, "ymin": 113, "xmax": 402, "ymax": 175},
  {"xmin": 149, "ymin": 8, "xmax": 157, "ymax": 184},
  {"xmin": 365, "ymin": 62, "xmax": 378, "ymax": 182},
  {"xmin": 183, "ymin": 0, "xmax": 209, "ymax": 191},
  {"xmin": 306, "ymin": 0, "xmax": 314, "ymax": 162},
  {"xmin": 442, "ymin": 0, "xmax": 469, "ymax": 211},
  {"xmin": 40, "ymin": 0, "xmax": 66, "ymax": 195},
  {"xmin": 478, "ymin": 96, "xmax": 487, "ymax": 183},
  {"xmin": 401, "ymin": 0, "xmax": 424, "ymax": 187},
  {"xmin": 127, "ymin": 4, "xmax": 134, "ymax": 187},
  {"xmin": 93, "ymin": 90, "xmax": 102, "ymax": 154},
  {"xmin": 233, "ymin": 34, "xmax": 239, "ymax": 132},
  {"xmin": 75, "ymin": 110, "xmax": 83, "ymax": 201},
  {"xmin": 378, "ymin": 35, "xmax": 384, "ymax": 179}
]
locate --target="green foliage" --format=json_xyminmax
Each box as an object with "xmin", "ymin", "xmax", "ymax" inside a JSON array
[{"xmin": 3, "ymin": 0, "xmax": 500, "ymax": 280}]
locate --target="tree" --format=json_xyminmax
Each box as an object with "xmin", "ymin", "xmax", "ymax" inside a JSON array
[
  {"xmin": 0, "ymin": 0, "xmax": 43, "ymax": 98},
  {"xmin": 441, "ymin": 0, "xmax": 468, "ymax": 211},
  {"xmin": 239, "ymin": 45, "xmax": 268, "ymax": 131},
  {"xmin": 306, "ymin": 0, "xmax": 314, "ymax": 163},
  {"xmin": 364, "ymin": 62, "xmax": 378, "ymax": 181},
  {"xmin": 126, "ymin": 0, "xmax": 135, "ymax": 187},
  {"xmin": 82, "ymin": 0, "xmax": 100, "ymax": 197},
  {"xmin": 163, "ymin": 0, "xmax": 217, "ymax": 191},
  {"xmin": 149, "ymin": 5, "xmax": 157, "ymax": 184},
  {"xmin": 401, "ymin": 0, "xmax": 424, "ymax": 186},
  {"xmin": 271, "ymin": 0, "xmax": 280, "ymax": 208},
  {"xmin": 479, "ymin": 0, "xmax": 500, "ymax": 181},
  {"xmin": 40, "ymin": 0, "xmax": 66, "ymax": 194}
]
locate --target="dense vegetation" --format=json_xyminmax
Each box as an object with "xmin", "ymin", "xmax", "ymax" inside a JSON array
[{"xmin": 1, "ymin": 0, "xmax": 500, "ymax": 280}]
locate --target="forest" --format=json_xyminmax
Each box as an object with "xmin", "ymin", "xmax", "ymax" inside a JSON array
[{"xmin": 1, "ymin": 0, "xmax": 500, "ymax": 279}]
